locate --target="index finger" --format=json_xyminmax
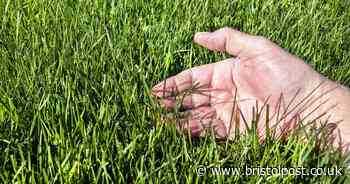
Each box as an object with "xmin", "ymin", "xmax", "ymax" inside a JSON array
[{"xmin": 152, "ymin": 64, "xmax": 214, "ymax": 98}]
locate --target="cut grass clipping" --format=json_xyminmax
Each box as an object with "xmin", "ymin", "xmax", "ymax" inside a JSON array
[{"xmin": 1, "ymin": 0, "xmax": 350, "ymax": 183}]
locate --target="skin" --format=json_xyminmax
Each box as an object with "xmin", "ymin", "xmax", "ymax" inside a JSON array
[{"xmin": 152, "ymin": 27, "xmax": 350, "ymax": 150}]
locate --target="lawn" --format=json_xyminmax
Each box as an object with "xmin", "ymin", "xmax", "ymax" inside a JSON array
[{"xmin": 1, "ymin": 0, "xmax": 350, "ymax": 183}]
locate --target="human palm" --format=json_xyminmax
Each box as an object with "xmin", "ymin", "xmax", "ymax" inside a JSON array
[{"xmin": 152, "ymin": 28, "xmax": 330, "ymax": 139}]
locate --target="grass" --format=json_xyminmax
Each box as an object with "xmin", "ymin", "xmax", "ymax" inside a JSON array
[{"xmin": 1, "ymin": 0, "xmax": 350, "ymax": 183}]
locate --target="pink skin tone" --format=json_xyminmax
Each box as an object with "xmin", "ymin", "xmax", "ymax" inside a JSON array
[{"xmin": 152, "ymin": 27, "xmax": 350, "ymax": 149}]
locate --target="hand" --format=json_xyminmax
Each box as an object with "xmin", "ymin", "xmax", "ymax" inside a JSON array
[{"xmin": 152, "ymin": 27, "xmax": 346, "ymax": 143}]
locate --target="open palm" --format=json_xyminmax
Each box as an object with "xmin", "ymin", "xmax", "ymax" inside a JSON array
[{"xmin": 152, "ymin": 28, "xmax": 332, "ymax": 140}]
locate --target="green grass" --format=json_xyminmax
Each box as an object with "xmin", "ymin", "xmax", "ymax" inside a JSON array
[{"xmin": 1, "ymin": 0, "xmax": 350, "ymax": 183}]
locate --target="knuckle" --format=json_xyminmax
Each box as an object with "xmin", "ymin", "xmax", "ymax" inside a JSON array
[
  {"xmin": 254, "ymin": 36, "xmax": 271, "ymax": 45},
  {"xmin": 219, "ymin": 27, "xmax": 233, "ymax": 34}
]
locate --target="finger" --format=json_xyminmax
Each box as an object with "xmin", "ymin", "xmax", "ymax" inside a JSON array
[
  {"xmin": 152, "ymin": 70, "xmax": 192, "ymax": 97},
  {"xmin": 177, "ymin": 118, "xmax": 227, "ymax": 138},
  {"xmin": 164, "ymin": 106, "xmax": 215, "ymax": 122},
  {"xmin": 160, "ymin": 98, "xmax": 176, "ymax": 111},
  {"xmin": 159, "ymin": 90, "xmax": 212, "ymax": 110},
  {"xmin": 181, "ymin": 106, "xmax": 216, "ymax": 119},
  {"xmin": 194, "ymin": 27, "xmax": 271, "ymax": 57},
  {"xmin": 152, "ymin": 64, "xmax": 214, "ymax": 98}
]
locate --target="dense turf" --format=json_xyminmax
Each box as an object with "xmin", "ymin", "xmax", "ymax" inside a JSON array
[{"xmin": 1, "ymin": 0, "xmax": 350, "ymax": 183}]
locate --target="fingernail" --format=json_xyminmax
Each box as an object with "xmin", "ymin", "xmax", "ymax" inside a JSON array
[
  {"xmin": 151, "ymin": 85, "xmax": 162, "ymax": 97},
  {"xmin": 195, "ymin": 32, "xmax": 212, "ymax": 44},
  {"xmin": 194, "ymin": 32, "xmax": 206, "ymax": 41},
  {"xmin": 152, "ymin": 82, "xmax": 163, "ymax": 90}
]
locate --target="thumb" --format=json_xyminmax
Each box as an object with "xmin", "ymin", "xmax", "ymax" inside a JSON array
[{"xmin": 194, "ymin": 27, "xmax": 271, "ymax": 57}]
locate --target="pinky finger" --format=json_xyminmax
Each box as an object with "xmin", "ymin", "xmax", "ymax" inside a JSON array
[{"xmin": 176, "ymin": 118, "xmax": 228, "ymax": 138}]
